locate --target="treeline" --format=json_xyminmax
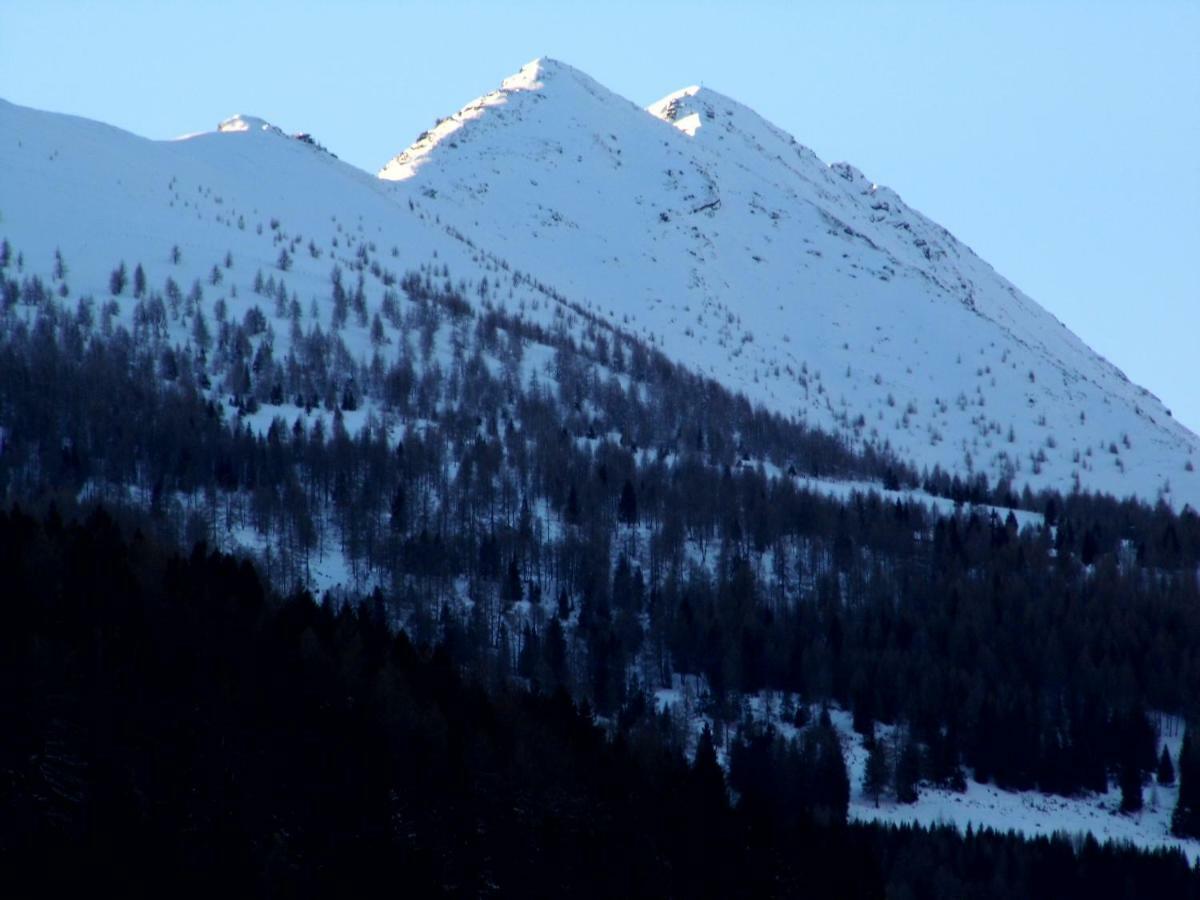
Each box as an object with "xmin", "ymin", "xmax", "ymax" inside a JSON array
[
  {"xmin": 2, "ymin": 502, "xmax": 1197, "ymax": 898},
  {"xmin": 1, "ymin": 238, "xmax": 910, "ymax": 484}
]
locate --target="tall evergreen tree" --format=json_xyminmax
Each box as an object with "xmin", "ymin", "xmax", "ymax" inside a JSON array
[
  {"xmin": 1119, "ymin": 756, "xmax": 1144, "ymax": 814},
  {"xmin": 618, "ymin": 478, "xmax": 638, "ymax": 526},
  {"xmin": 504, "ymin": 557, "xmax": 523, "ymax": 605},
  {"xmin": 109, "ymin": 260, "xmax": 127, "ymax": 295},
  {"xmin": 693, "ymin": 724, "xmax": 726, "ymax": 809},
  {"xmin": 1172, "ymin": 730, "xmax": 1200, "ymax": 838},
  {"xmin": 565, "ymin": 483, "xmax": 580, "ymax": 525},
  {"xmin": 895, "ymin": 730, "xmax": 922, "ymax": 804},
  {"xmin": 543, "ymin": 617, "xmax": 568, "ymax": 687},
  {"xmin": 864, "ymin": 736, "xmax": 891, "ymax": 808},
  {"xmin": 389, "ymin": 485, "xmax": 406, "ymax": 534},
  {"xmin": 1158, "ymin": 746, "xmax": 1175, "ymax": 786}
]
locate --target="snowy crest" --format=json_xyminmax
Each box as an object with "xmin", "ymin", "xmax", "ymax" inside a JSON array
[
  {"xmin": 372, "ymin": 61, "xmax": 1199, "ymax": 506},
  {"xmin": 379, "ymin": 57, "xmax": 608, "ymax": 182},
  {"xmin": 217, "ymin": 114, "xmax": 282, "ymax": 136}
]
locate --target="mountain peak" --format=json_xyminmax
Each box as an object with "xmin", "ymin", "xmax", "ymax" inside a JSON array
[
  {"xmin": 217, "ymin": 114, "xmax": 282, "ymax": 136},
  {"xmin": 498, "ymin": 56, "xmax": 569, "ymax": 92},
  {"xmin": 647, "ymin": 83, "xmax": 810, "ymax": 157},
  {"xmin": 498, "ymin": 56, "xmax": 610, "ymax": 91},
  {"xmin": 378, "ymin": 56, "xmax": 627, "ymax": 182},
  {"xmin": 205, "ymin": 113, "xmax": 336, "ymax": 156},
  {"xmin": 647, "ymin": 84, "xmax": 776, "ymax": 137},
  {"xmin": 646, "ymin": 85, "xmax": 719, "ymax": 137}
]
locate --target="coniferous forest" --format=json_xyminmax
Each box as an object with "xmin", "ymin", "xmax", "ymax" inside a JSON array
[
  {"xmin": 3, "ymin": 504, "xmax": 1198, "ymax": 898},
  {"xmin": 2, "ymin": 243, "xmax": 1200, "ymax": 894}
]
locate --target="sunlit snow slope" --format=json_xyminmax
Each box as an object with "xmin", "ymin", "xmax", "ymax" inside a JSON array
[
  {"xmin": 1, "ymin": 55, "xmax": 1197, "ymax": 508},
  {"xmin": 380, "ymin": 58, "xmax": 1200, "ymax": 507}
]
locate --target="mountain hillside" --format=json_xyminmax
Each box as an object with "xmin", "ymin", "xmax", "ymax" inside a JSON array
[
  {"xmin": 379, "ymin": 58, "xmax": 1200, "ymax": 507},
  {"xmin": 1, "ymin": 58, "xmax": 1197, "ymax": 507}
]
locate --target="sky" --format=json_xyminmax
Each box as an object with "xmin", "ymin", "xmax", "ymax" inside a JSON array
[{"xmin": 2, "ymin": 0, "xmax": 1198, "ymax": 433}]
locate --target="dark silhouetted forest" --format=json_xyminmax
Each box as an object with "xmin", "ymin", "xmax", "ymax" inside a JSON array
[{"xmin": 2, "ymin": 503, "xmax": 1197, "ymax": 897}]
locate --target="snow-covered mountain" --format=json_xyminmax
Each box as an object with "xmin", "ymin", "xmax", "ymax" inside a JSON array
[
  {"xmin": 379, "ymin": 58, "xmax": 1199, "ymax": 507},
  {"xmin": 2, "ymin": 57, "xmax": 1197, "ymax": 507}
]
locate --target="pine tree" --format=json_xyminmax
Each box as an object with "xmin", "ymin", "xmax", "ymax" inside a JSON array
[
  {"xmin": 191, "ymin": 309, "xmax": 210, "ymax": 351},
  {"xmin": 544, "ymin": 616, "xmax": 568, "ymax": 687},
  {"xmin": 692, "ymin": 724, "xmax": 727, "ymax": 810},
  {"xmin": 495, "ymin": 623, "xmax": 513, "ymax": 683},
  {"xmin": 1119, "ymin": 756, "xmax": 1144, "ymax": 814},
  {"xmin": 565, "ymin": 483, "xmax": 580, "ymax": 526},
  {"xmin": 109, "ymin": 261, "xmax": 127, "ymax": 296},
  {"xmin": 517, "ymin": 624, "xmax": 539, "ymax": 680},
  {"xmin": 864, "ymin": 735, "xmax": 891, "ymax": 808},
  {"xmin": 895, "ymin": 731, "xmax": 922, "ymax": 804},
  {"xmin": 618, "ymin": 479, "xmax": 638, "ymax": 526},
  {"xmin": 1172, "ymin": 730, "xmax": 1200, "ymax": 838},
  {"xmin": 814, "ymin": 716, "xmax": 850, "ymax": 821},
  {"xmin": 504, "ymin": 557, "xmax": 522, "ymax": 605},
  {"xmin": 389, "ymin": 485, "xmax": 406, "ymax": 534},
  {"xmin": 1158, "ymin": 746, "xmax": 1175, "ymax": 786},
  {"xmin": 850, "ymin": 674, "xmax": 874, "ymax": 735}
]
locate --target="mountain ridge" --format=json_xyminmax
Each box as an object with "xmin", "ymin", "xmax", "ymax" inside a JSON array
[
  {"xmin": 372, "ymin": 59, "xmax": 1198, "ymax": 505},
  {"xmin": 0, "ymin": 57, "xmax": 1196, "ymax": 507}
]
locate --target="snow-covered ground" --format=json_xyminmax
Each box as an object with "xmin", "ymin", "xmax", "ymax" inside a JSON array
[
  {"xmin": 783, "ymin": 471, "xmax": 1045, "ymax": 530},
  {"xmin": 655, "ymin": 685, "xmax": 1200, "ymax": 864},
  {"xmin": 379, "ymin": 58, "xmax": 1200, "ymax": 509},
  {"xmin": 831, "ymin": 708, "xmax": 1200, "ymax": 865}
]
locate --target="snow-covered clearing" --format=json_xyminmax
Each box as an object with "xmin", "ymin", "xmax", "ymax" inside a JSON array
[{"xmin": 655, "ymin": 685, "xmax": 1200, "ymax": 864}]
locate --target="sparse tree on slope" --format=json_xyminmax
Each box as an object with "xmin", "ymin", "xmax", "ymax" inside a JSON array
[
  {"xmin": 864, "ymin": 733, "xmax": 891, "ymax": 808},
  {"xmin": 693, "ymin": 723, "xmax": 726, "ymax": 810},
  {"xmin": 109, "ymin": 261, "xmax": 127, "ymax": 296},
  {"xmin": 895, "ymin": 729, "xmax": 922, "ymax": 804},
  {"xmin": 1172, "ymin": 729, "xmax": 1200, "ymax": 837},
  {"xmin": 618, "ymin": 478, "xmax": 637, "ymax": 526},
  {"xmin": 1158, "ymin": 746, "xmax": 1175, "ymax": 786},
  {"xmin": 1119, "ymin": 755, "xmax": 1144, "ymax": 814}
]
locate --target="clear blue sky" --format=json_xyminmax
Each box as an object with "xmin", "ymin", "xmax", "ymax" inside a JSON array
[{"xmin": 3, "ymin": 1, "xmax": 1198, "ymax": 433}]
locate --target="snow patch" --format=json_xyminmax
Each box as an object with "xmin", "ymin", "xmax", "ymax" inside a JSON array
[{"xmin": 217, "ymin": 114, "xmax": 279, "ymax": 135}]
